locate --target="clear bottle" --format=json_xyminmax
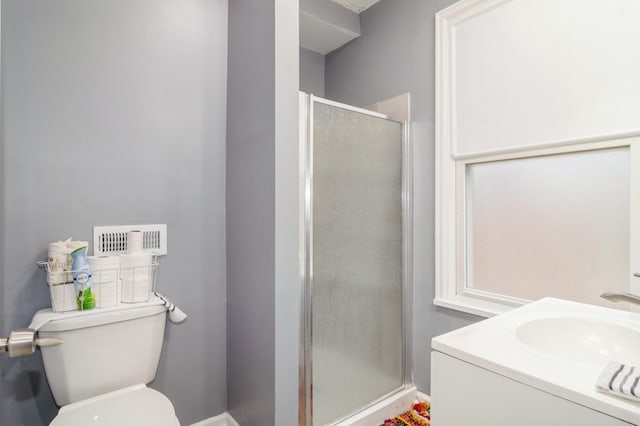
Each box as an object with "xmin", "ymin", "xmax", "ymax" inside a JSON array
[{"xmin": 71, "ymin": 246, "xmax": 95, "ymax": 310}]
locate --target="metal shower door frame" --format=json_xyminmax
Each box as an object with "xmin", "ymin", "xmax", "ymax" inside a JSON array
[{"xmin": 298, "ymin": 93, "xmax": 413, "ymax": 426}]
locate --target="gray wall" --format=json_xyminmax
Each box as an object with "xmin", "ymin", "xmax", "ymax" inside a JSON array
[
  {"xmin": 0, "ymin": 3, "xmax": 4, "ymax": 422},
  {"xmin": 227, "ymin": 2, "xmax": 276, "ymax": 425},
  {"xmin": 300, "ymin": 48, "xmax": 325, "ymax": 97},
  {"xmin": 325, "ymin": 0, "xmax": 482, "ymax": 394},
  {"xmin": 273, "ymin": 3, "xmax": 301, "ymax": 426},
  {"xmin": 227, "ymin": 1, "xmax": 300, "ymax": 425},
  {"xmin": 1, "ymin": 0, "xmax": 228, "ymax": 424}
]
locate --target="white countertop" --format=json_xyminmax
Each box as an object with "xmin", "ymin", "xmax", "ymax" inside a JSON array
[{"xmin": 432, "ymin": 297, "xmax": 640, "ymax": 424}]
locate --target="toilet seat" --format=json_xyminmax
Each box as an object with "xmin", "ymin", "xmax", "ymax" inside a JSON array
[{"xmin": 50, "ymin": 384, "xmax": 180, "ymax": 426}]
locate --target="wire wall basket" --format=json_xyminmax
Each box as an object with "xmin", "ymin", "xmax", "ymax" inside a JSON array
[{"xmin": 38, "ymin": 259, "xmax": 159, "ymax": 313}]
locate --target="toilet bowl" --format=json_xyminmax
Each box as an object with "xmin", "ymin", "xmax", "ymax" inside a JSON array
[{"xmin": 30, "ymin": 297, "xmax": 180, "ymax": 425}]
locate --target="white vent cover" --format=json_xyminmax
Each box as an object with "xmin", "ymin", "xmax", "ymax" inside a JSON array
[{"xmin": 93, "ymin": 224, "xmax": 167, "ymax": 256}]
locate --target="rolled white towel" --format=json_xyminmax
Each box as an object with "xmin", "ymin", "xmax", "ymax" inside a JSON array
[
  {"xmin": 48, "ymin": 241, "xmax": 71, "ymax": 285},
  {"xmin": 154, "ymin": 292, "xmax": 187, "ymax": 323},
  {"xmin": 596, "ymin": 361, "xmax": 640, "ymax": 403}
]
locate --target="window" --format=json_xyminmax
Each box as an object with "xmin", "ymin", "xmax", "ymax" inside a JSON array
[
  {"xmin": 465, "ymin": 147, "xmax": 629, "ymax": 308},
  {"xmin": 435, "ymin": 0, "xmax": 640, "ymax": 316},
  {"xmin": 437, "ymin": 140, "xmax": 638, "ymax": 317}
]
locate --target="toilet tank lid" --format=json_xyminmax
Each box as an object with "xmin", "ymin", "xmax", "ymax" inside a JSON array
[{"xmin": 30, "ymin": 296, "xmax": 166, "ymax": 332}]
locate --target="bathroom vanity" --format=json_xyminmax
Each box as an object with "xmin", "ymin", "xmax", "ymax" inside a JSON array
[{"xmin": 431, "ymin": 298, "xmax": 640, "ymax": 425}]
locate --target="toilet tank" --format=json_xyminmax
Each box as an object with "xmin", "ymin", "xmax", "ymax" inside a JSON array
[{"xmin": 31, "ymin": 299, "xmax": 167, "ymax": 406}]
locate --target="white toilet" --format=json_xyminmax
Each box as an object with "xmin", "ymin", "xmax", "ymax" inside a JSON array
[{"xmin": 30, "ymin": 297, "xmax": 180, "ymax": 425}]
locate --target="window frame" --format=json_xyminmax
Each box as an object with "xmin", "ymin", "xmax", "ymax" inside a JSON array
[
  {"xmin": 435, "ymin": 0, "xmax": 640, "ymax": 317},
  {"xmin": 437, "ymin": 138, "xmax": 640, "ymax": 317}
]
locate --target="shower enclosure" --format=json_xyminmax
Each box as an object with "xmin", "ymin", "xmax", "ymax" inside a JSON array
[{"xmin": 299, "ymin": 94, "xmax": 412, "ymax": 426}]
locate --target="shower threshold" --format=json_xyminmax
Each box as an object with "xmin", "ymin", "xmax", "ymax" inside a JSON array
[{"xmin": 326, "ymin": 386, "xmax": 416, "ymax": 426}]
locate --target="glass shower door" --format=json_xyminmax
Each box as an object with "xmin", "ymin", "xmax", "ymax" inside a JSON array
[{"xmin": 304, "ymin": 96, "xmax": 406, "ymax": 426}]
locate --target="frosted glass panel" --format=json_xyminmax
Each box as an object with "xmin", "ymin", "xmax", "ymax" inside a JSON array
[
  {"xmin": 467, "ymin": 148, "xmax": 629, "ymax": 308},
  {"xmin": 453, "ymin": 0, "xmax": 640, "ymax": 155},
  {"xmin": 311, "ymin": 102, "xmax": 403, "ymax": 425}
]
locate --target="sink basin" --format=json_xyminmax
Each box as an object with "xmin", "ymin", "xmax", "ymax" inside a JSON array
[
  {"xmin": 432, "ymin": 298, "xmax": 640, "ymax": 424},
  {"xmin": 514, "ymin": 316, "xmax": 640, "ymax": 365}
]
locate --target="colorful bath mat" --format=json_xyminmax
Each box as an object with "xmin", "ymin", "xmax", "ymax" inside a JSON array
[{"xmin": 383, "ymin": 401, "xmax": 430, "ymax": 426}]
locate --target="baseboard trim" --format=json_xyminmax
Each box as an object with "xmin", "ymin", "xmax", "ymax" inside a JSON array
[
  {"xmin": 188, "ymin": 392, "xmax": 428, "ymax": 426},
  {"xmin": 189, "ymin": 412, "xmax": 239, "ymax": 426},
  {"xmin": 416, "ymin": 390, "xmax": 431, "ymax": 402}
]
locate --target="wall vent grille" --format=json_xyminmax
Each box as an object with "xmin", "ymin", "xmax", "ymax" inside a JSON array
[{"xmin": 93, "ymin": 224, "xmax": 167, "ymax": 256}]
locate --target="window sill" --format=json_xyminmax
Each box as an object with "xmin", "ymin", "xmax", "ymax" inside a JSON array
[{"xmin": 433, "ymin": 295, "xmax": 525, "ymax": 318}]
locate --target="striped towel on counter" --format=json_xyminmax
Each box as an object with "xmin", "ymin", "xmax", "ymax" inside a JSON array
[{"xmin": 596, "ymin": 361, "xmax": 640, "ymax": 403}]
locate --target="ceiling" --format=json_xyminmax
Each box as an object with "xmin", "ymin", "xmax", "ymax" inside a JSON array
[
  {"xmin": 300, "ymin": 0, "xmax": 384, "ymax": 55},
  {"xmin": 330, "ymin": 0, "xmax": 383, "ymax": 13}
]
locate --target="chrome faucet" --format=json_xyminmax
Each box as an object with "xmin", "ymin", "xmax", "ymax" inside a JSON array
[{"xmin": 601, "ymin": 291, "xmax": 640, "ymax": 305}]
